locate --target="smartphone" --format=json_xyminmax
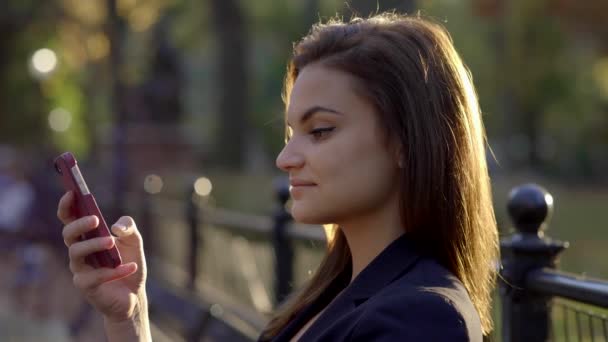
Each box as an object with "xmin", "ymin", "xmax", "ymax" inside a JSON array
[{"xmin": 54, "ymin": 152, "xmax": 122, "ymax": 268}]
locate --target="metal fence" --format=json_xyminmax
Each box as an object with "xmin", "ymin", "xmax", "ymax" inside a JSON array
[
  {"xmin": 499, "ymin": 184, "xmax": 608, "ymax": 342},
  {"xmin": 140, "ymin": 181, "xmax": 608, "ymax": 341}
]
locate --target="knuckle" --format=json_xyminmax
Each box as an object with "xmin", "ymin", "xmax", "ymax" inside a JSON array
[
  {"xmin": 62, "ymin": 223, "xmax": 74, "ymax": 240},
  {"xmin": 68, "ymin": 244, "xmax": 78, "ymax": 260},
  {"xmin": 134, "ymin": 230, "xmax": 144, "ymax": 243},
  {"xmin": 72, "ymin": 273, "xmax": 84, "ymax": 289}
]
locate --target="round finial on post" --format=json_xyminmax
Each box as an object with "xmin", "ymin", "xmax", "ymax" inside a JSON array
[
  {"xmin": 507, "ymin": 184, "xmax": 554, "ymax": 236},
  {"xmin": 274, "ymin": 176, "xmax": 291, "ymax": 206}
]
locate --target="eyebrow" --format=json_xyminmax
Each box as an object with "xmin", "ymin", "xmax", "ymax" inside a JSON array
[{"xmin": 287, "ymin": 105, "xmax": 343, "ymax": 127}]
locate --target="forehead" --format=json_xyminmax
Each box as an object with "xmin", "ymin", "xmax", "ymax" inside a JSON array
[{"xmin": 287, "ymin": 64, "xmax": 365, "ymax": 120}]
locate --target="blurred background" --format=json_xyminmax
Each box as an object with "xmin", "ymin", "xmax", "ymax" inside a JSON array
[{"xmin": 0, "ymin": 0, "xmax": 607, "ymax": 341}]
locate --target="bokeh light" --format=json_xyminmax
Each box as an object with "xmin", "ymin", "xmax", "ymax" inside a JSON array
[
  {"xmin": 31, "ymin": 48, "xmax": 58, "ymax": 74},
  {"xmin": 48, "ymin": 108, "xmax": 72, "ymax": 132},
  {"xmin": 129, "ymin": 4, "xmax": 159, "ymax": 32},
  {"xmin": 86, "ymin": 33, "xmax": 110, "ymax": 61},
  {"xmin": 117, "ymin": 0, "xmax": 138, "ymax": 17},
  {"xmin": 194, "ymin": 177, "xmax": 213, "ymax": 196},
  {"xmin": 144, "ymin": 174, "xmax": 163, "ymax": 194}
]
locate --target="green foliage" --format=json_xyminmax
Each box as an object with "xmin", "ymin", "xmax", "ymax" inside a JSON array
[
  {"xmin": 0, "ymin": 1, "xmax": 90, "ymax": 156},
  {"xmin": 2, "ymin": 0, "xmax": 607, "ymax": 177},
  {"xmin": 44, "ymin": 57, "xmax": 89, "ymax": 156}
]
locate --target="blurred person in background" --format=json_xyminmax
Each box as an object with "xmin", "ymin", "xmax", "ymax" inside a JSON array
[
  {"xmin": 0, "ymin": 145, "xmax": 35, "ymax": 242},
  {"xmin": 57, "ymin": 13, "xmax": 498, "ymax": 342}
]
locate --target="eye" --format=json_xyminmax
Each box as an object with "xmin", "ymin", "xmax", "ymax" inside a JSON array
[{"xmin": 310, "ymin": 127, "xmax": 335, "ymax": 140}]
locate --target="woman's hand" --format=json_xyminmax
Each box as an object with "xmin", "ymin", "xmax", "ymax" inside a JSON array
[{"xmin": 57, "ymin": 191, "xmax": 148, "ymax": 325}]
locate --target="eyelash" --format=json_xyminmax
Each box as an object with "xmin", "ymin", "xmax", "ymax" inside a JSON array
[{"xmin": 310, "ymin": 127, "xmax": 335, "ymax": 140}]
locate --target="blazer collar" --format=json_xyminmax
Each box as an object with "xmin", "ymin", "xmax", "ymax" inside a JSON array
[
  {"xmin": 266, "ymin": 233, "xmax": 421, "ymax": 342},
  {"xmin": 344, "ymin": 233, "xmax": 421, "ymax": 303}
]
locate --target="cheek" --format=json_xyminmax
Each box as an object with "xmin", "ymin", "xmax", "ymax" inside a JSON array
[
  {"xmin": 291, "ymin": 130, "xmax": 397, "ymax": 223},
  {"xmin": 328, "ymin": 149, "xmax": 397, "ymax": 213}
]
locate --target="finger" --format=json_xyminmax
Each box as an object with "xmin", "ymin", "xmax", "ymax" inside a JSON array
[
  {"xmin": 63, "ymin": 215, "xmax": 99, "ymax": 247},
  {"xmin": 69, "ymin": 236, "xmax": 116, "ymax": 273},
  {"xmin": 73, "ymin": 262, "xmax": 138, "ymax": 293},
  {"xmin": 68, "ymin": 235, "xmax": 115, "ymax": 268},
  {"xmin": 58, "ymin": 191, "xmax": 77, "ymax": 224},
  {"xmin": 111, "ymin": 216, "xmax": 143, "ymax": 248}
]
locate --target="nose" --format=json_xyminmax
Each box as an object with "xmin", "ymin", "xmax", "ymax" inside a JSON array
[{"xmin": 276, "ymin": 141, "xmax": 304, "ymax": 172}]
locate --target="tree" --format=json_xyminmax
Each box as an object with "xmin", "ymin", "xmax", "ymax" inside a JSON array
[
  {"xmin": 0, "ymin": 2, "xmax": 56, "ymax": 146},
  {"xmin": 209, "ymin": 0, "xmax": 249, "ymax": 169}
]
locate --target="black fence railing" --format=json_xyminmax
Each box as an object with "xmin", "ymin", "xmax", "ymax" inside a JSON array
[
  {"xmin": 552, "ymin": 298, "xmax": 608, "ymax": 342},
  {"xmin": 140, "ymin": 181, "xmax": 608, "ymax": 342},
  {"xmin": 499, "ymin": 184, "xmax": 608, "ymax": 342}
]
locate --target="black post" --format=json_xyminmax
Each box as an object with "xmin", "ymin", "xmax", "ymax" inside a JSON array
[
  {"xmin": 107, "ymin": 0, "xmax": 128, "ymax": 221},
  {"xmin": 499, "ymin": 184, "xmax": 568, "ymax": 342},
  {"xmin": 186, "ymin": 187, "xmax": 200, "ymax": 291},
  {"xmin": 272, "ymin": 177, "xmax": 293, "ymax": 305}
]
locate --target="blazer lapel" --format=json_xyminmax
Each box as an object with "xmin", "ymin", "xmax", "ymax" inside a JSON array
[
  {"xmin": 346, "ymin": 233, "xmax": 421, "ymax": 304},
  {"xmin": 299, "ymin": 234, "xmax": 421, "ymax": 340},
  {"xmin": 270, "ymin": 268, "xmax": 350, "ymax": 341}
]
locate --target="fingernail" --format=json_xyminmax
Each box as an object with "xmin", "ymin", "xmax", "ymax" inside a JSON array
[
  {"xmin": 119, "ymin": 263, "xmax": 136, "ymax": 274},
  {"xmin": 112, "ymin": 224, "xmax": 127, "ymax": 234},
  {"xmin": 90, "ymin": 216, "xmax": 99, "ymax": 225},
  {"xmin": 105, "ymin": 237, "xmax": 114, "ymax": 247}
]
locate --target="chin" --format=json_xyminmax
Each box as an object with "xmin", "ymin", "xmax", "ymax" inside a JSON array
[{"xmin": 290, "ymin": 202, "xmax": 333, "ymax": 224}]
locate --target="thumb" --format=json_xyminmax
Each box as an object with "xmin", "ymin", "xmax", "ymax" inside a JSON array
[{"xmin": 111, "ymin": 216, "xmax": 143, "ymax": 247}]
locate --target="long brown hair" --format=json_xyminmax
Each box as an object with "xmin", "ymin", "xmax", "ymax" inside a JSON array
[{"xmin": 262, "ymin": 13, "xmax": 499, "ymax": 338}]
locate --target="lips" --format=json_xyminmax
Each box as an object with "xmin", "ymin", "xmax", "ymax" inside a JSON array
[{"xmin": 289, "ymin": 179, "xmax": 316, "ymax": 187}]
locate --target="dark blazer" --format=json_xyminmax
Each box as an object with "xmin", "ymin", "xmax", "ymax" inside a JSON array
[{"xmin": 262, "ymin": 234, "xmax": 482, "ymax": 341}]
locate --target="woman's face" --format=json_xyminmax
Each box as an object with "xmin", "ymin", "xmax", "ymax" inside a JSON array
[{"xmin": 276, "ymin": 63, "xmax": 400, "ymax": 224}]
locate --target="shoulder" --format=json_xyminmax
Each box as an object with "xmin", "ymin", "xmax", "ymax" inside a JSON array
[{"xmin": 351, "ymin": 259, "xmax": 481, "ymax": 341}]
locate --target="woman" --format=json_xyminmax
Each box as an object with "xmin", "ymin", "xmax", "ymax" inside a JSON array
[{"xmin": 58, "ymin": 13, "xmax": 498, "ymax": 341}]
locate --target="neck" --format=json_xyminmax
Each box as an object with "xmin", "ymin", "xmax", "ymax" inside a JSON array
[{"xmin": 337, "ymin": 195, "xmax": 404, "ymax": 283}]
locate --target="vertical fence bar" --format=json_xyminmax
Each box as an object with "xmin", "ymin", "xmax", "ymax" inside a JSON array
[
  {"xmin": 186, "ymin": 186, "xmax": 199, "ymax": 290},
  {"xmin": 576, "ymin": 309, "xmax": 583, "ymax": 341},
  {"xmin": 590, "ymin": 316, "xmax": 595, "ymax": 342},
  {"xmin": 272, "ymin": 177, "xmax": 293, "ymax": 305},
  {"xmin": 564, "ymin": 305, "xmax": 570, "ymax": 342},
  {"xmin": 499, "ymin": 184, "xmax": 568, "ymax": 342}
]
